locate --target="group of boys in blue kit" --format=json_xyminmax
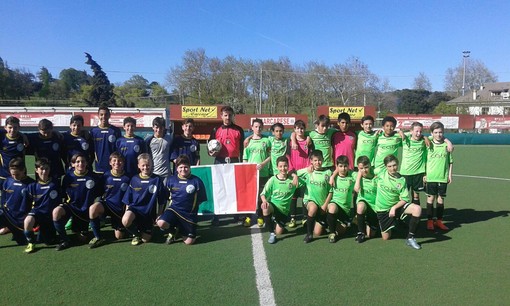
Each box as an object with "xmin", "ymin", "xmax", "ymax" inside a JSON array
[
  {"xmin": 0, "ymin": 106, "xmax": 207, "ymax": 253},
  {"xmin": 0, "ymin": 104, "xmax": 453, "ymax": 253}
]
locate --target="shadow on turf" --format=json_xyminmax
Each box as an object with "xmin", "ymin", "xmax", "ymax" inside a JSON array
[{"xmin": 445, "ymin": 208, "xmax": 510, "ymax": 228}]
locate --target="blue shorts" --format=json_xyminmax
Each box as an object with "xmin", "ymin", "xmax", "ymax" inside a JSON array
[
  {"xmin": 127, "ymin": 208, "xmax": 154, "ymax": 234},
  {"xmin": 60, "ymin": 204, "xmax": 89, "ymax": 233},
  {"xmin": 159, "ymin": 209, "xmax": 197, "ymax": 238},
  {"xmin": 101, "ymin": 201, "xmax": 124, "ymax": 230}
]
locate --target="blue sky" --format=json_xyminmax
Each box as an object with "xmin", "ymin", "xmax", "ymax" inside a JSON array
[{"xmin": 2, "ymin": 0, "xmax": 509, "ymax": 91}]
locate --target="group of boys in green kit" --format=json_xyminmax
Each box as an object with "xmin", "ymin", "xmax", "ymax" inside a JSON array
[{"xmin": 251, "ymin": 112, "xmax": 453, "ymax": 250}]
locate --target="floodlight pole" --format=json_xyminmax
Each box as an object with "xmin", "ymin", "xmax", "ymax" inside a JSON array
[{"xmin": 462, "ymin": 50, "xmax": 471, "ymax": 96}]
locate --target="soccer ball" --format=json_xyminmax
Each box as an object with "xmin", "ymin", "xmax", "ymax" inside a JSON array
[{"xmin": 207, "ymin": 139, "xmax": 222, "ymax": 152}]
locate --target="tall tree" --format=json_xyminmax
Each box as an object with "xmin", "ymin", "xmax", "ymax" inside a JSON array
[
  {"xmin": 59, "ymin": 68, "xmax": 90, "ymax": 94},
  {"xmin": 37, "ymin": 67, "xmax": 53, "ymax": 98},
  {"xmin": 84, "ymin": 52, "xmax": 116, "ymax": 107},
  {"xmin": 412, "ymin": 72, "xmax": 432, "ymax": 91},
  {"xmin": 395, "ymin": 89, "xmax": 431, "ymax": 114},
  {"xmin": 444, "ymin": 58, "xmax": 498, "ymax": 97}
]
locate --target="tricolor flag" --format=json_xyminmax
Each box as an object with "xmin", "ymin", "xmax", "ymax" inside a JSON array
[{"xmin": 192, "ymin": 163, "xmax": 259, "ymax": 215}]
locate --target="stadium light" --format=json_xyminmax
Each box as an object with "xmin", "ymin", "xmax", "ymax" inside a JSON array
[{"xmin": 462, "ymin": 50, "xmax": 471, "ymax": 96}]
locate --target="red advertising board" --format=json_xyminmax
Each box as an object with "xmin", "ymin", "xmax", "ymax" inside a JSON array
[
  {"xmin": 235, "ymin": 114, "xmax": 308, "ymax": 130},
  {"xmin": 83, "ymin": 112, "xmax": 164, "ymax": 128},
  {"xmin": 475, "ymin": 116, "xmax": 510, "ymax": 130},
  {"xmin": 392, "ymin": 115, "xmax": 460, "ymax": 129},
  {"xmin": 0, "ymin": 108, "xmax": 165, "ymax": 128},
  {"xmin": 0, "ymin": 113, "xmax": 72, "ymax": 127}
]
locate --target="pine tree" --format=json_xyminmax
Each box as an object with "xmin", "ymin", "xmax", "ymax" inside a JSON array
[{"xmin": 84, "ymin": 52, "xmax": 116, "ymax": 106}]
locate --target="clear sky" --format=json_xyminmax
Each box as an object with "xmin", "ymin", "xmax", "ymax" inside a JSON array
[{"xmin": 2, "ymin": 0, "xmax": 509, "ymax": 91}]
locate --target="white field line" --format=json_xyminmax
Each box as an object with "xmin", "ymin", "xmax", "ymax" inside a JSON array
[
  {"xmin": 453, "ymin": 174, "xmax": 510, "ymax": 181},
  {"xmin": 251, "ymin": 227, "xmax": 277, "ymax": 306}
]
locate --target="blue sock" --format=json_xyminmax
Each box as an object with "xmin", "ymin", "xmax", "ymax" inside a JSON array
[
  {"xmin": 24, "ymin": 230, "xmax": 34, "ymax": 243},
  {"xmin": 54, "ymin": 219, "xmax": 69, "ymax": 242},
  {"xmin": 90, "ymin": 218, "xmax": 101, "ymax": 239}
]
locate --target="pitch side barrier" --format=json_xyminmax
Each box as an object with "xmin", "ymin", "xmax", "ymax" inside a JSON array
[{"xmin": 444, "ymin": 133, "xmax": 510, "ymax": 145}]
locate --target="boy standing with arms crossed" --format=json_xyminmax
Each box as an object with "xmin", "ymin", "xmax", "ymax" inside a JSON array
[{"xmin": 425, "ymin": 122, "xmax": 453, "ymax": 231}]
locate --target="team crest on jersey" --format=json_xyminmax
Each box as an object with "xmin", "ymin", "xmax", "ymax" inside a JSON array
[
  {"xmin": 50, "ymin": 190, "xmax": 58, "ymax": 199},
  {"xmin": 226, "ymin": 139, "xmax": 231, "ymax": 144},
  {"xmin": 349, "ymin": 136, "xmax": 354, "ymax": 140},
  {"xmin": 120, "ymin": 183, "xmax": 128, "ymax": 191},
  {"xmin": 190, "ymin": 145, "xmax": 197, "ymax": 152},
  {"xmin": 16, "ymin": 143, "xmax": 24, "ymax": 151},
  {"xmin": 134, "ymin": 145, "xmax": 140, "ymax": 153},
  {"xmin": 148, "ymin": 184, "xmax": 157, "ymax": 194},
  {"xmin": 21, "ymin": 188, "xmax": 28, "ymax": 197},
  {"xmin": 86, "ymin": 180, "xmax": 95, "ymax": 189},
  {"xmin": 52, "ymin": 143, "xmax": 60, "ymax": 151},
  {"xmin": 186, "ymin": 184, "xmax": 196, "ymax": 194},
  {"xmin": 396, "ymin": 183, "xmax": 402, "ymax": 189},
  {"xmin": 81, "ymin": 142, "xmax": 89, "ymax": 150},
  {"xmin": 288, "ymin": 183, "xmax": 293, "ymax": 189},
  {"xmin": 108, "ymin": 135, "xmax": 116, "ymax": 143}
]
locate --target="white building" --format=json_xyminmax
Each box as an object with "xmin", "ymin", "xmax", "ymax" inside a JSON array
[{"xmin": 447, "ymin": 82, "xmax": 510, "ymax": 115}]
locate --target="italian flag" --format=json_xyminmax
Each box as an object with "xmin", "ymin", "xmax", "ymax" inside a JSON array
[{"xmin": 192, "ymin": 163, "xmax": 259, "ymax": 215}]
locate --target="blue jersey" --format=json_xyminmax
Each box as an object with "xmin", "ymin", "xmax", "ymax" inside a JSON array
[
  {"xmin": 166, "ymin": 174, "xmax": 207, "ymax": 223},
  {"xmin": 62, "ymin": 170, "xmax": 102, "ymax": 216},
  {"xmin": 0, "ymin": 133, "xmax": 25, "ymax": 178},
  {"xmin": 122, "ymin": 174, "xmax": 167, "ymax": 217},
  {"xmin": 1, "ymin": 176, "xmax": 35, "ymax": 228},
  {"xmin": 89, "ymin": 125, "xmax": 121, "ymax": 173},
  {"xmin": 115, "ymin": 135, "xmax": 147, "ymax": 177},
  {"xmin": 170, "ymin": 135, "xmax": 200, "ymax": 171},
  {"xmin": 102, "ymin": 170, "xmax": 130, "ymax": 216},
  {"xmin": 27, "ymin": 178, "xmax": 61, "ymax": 216},
  {"xmin": 27, "ymin": 133, "xmax": 65, "ymax": 178},
  {"xmin": 62, "ymin": 131, "xmax": 94, "ymax": 169}
]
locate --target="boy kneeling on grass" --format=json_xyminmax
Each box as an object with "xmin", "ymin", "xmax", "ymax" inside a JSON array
[
  {"xmin": 375, "ymin": 155, "xmax": 422, "ymax": 250},
  {"xmin": 260, "ymin": 156, "xmax": 302, "ymax": 244},
  {"xmin": 122, "ymin": 153, "xmax": 167, "ymax": 246},
  {"xmin": 157, "ymin": 155, "xmax": 207, "ymax": 245}
]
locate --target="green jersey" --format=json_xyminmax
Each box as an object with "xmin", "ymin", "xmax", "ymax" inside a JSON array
[
  {"xmin": 356, "ymin": 171, "xmax": 377, "ymax": 209},
  {"xmin": 297, "ymin": 167, "xmax": 332, "ymax": 206},
  {"xmin": 261, "ymin": 175, "xmax": 301, "ymax": 215},
  {"xmin": 375, "ymin": 170, "xmax": 410, "ymax": 212},
  {"xmin": 374, "ymin": 133, "xmax": 402, "ymax": 175},
  {"xmin": 400, "ymin": 135, "xmax": 426, "ymax": 176},
  {"xmin": 269, "ymin": 136, "xmax": 288, "ymax": 175},
  {"xmin": 309, "ymin": 129, "xmax": 336, "ymax": 168},
  {"xmin": 355, "ymin": 130, "xmax": 378, "ymax": 163},
  {"xmin": 426, "ymin": 140, "xmax": 453, "ymax": 183},
  {"xmin": 243, "ymin": 136, "xmax": 271, "ymax": 177},
  {"xmin": 330, "ymin": 171, "xmax": 356, "ymax": 213}
]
